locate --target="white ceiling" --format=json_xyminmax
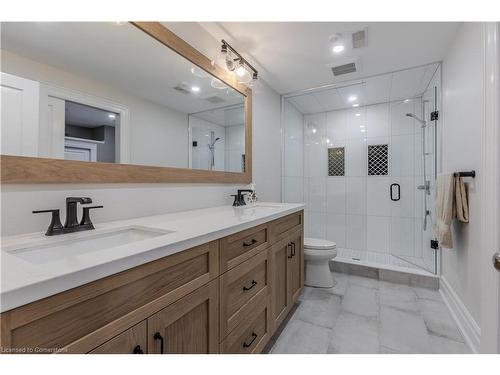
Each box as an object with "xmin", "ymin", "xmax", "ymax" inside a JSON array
[
  {"xmin": 1, "ymin": 22, "xmax": 244, "ymax": 114},
  {"xmin": 286, "ymin": 62, "xmax": 439, "ymax": 114},
  {"xmin": 192, "ymin": 105, "xmax": 245, "ymax": 127},
  {"xmin": 205, "ymin": 22, "xmax": 460, "ymax": 94}
]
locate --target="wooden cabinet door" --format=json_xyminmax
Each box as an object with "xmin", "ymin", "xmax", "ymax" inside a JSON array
[
  {"xmin": 288, "ymin": 230, "xmax": 304, "ymax": 304},
  {"xmin": 89, "ymin": 321, "xmax": 147, "ymax": 354},
  {"xmin": 269, "ymin": 237, "xmax": 292, "ymax": 332},
  {"xmin": 147, "ymin": 279, "xmax": 219, "ymax": 354}
]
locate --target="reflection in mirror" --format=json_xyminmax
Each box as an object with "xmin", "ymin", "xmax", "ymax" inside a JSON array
[{"xmin": 0, "ymin": 22, "xmax": 246, "ymax": 172}]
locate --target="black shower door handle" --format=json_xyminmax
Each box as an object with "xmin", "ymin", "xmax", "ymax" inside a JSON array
[{"xmin": 390, "ymin": 183, "xmax": 401, "ymax": 201}]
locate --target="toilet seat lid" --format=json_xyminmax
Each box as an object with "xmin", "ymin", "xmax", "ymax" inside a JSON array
[{"xmin": 304, "ymin": 237, "xmax": 336, "ymax": 250}]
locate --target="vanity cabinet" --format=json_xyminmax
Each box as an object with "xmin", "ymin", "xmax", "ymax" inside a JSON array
[
  {"xmin": 0, "ymin": 210, "xmax": 304, "ymax": 354},
  {"xmin": 89, "ymin": 321, "xmax": 147, "ymax": 354},
  {"xmin": 147, "ymin": 280, "xmax": 219, "ymax": 354},
  {"xmin": 269, "ymin": 227, "xmax": 304, "ymax": 331}
]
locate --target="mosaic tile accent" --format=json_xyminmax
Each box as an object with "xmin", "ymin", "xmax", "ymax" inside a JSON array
[
  {"xmin": 328, "ymin": 147, "xmax": 345, "ymax": 176},
  {"xmin": 368, "ymin": 144, "xmax": 388, "ymax": 176}
]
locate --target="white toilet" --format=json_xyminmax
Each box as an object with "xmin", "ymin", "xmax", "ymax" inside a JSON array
[{"xmin": 304, "ymin": 237, "xmax": 337, "ymax": 288}]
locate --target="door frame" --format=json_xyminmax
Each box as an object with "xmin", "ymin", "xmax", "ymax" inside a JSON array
[
  {"xmin": 480, "ymin": 22, "xmax": 500, "ymax": 353},
  {"xmin": 39, "ymin": 83, "xmax": 131, "ymax": 164}
]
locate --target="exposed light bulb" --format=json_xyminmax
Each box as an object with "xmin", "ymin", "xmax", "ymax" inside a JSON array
[
  {"xmin": 235, "ymin": 65, "xmax": 247, "ymax": 77},
  {"xmin": 332, "ymin": 45, "xmax": 345, "ymax": 53},
  {"xmin": 348, "ymin": 96, "xmax": 358, "ymax": 102}
]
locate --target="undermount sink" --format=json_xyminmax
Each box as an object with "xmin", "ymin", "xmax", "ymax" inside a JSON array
[{"xmin": 4, "ymin": 226, "xmax": 174, "ymax": 265}]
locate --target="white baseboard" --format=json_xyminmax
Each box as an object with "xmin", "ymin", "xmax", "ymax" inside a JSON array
[{"xmin": 439, "ymin": 276, "xmax": 481, "ymax": 353}]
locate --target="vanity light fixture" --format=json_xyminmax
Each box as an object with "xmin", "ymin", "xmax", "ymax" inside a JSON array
[{"xmin": 216, "ymin": 40, "xmax": 258, "ymax": 84}]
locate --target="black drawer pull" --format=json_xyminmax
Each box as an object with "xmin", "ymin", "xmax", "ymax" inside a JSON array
[
  {"xmin": 153, "ymin": 332, "xmax": 164, "ymax": 353},
  {"xmin": 243, "ymin": 332, "xmax": 258, "ymax": 348},
  {"xmin": 243, "ymin": 280, "xmax": 257, "ymax": 291},
  {"xmin": 133, "ymin": 345, "xmax": 144, "ymax": 354},
  {"xmin": 287, "ymin": 243, "xmax": 293, "ymax": 258},
  {"xmin": 243, "ymin": 239, "xmax": 257, "ymax": 247}
]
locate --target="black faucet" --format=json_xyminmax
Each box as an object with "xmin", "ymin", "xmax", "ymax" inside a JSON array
[
  {"xmin": 65, "ymin": 197, "xmax": 92, "ymax": 228},
  {"xmin": 33, "ymin": 197, "xmax": 103, "ymax": 236},
  {"xmin": 231, "ymin": 189, "xmax": 254, "ymax": 207}
]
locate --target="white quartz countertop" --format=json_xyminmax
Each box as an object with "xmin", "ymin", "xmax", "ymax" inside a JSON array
[{"xmin": 0, "ymin": 202, "xmax": 304, "ymax": 312}]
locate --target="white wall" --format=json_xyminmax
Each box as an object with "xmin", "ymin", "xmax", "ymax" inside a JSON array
[
  {"xmin": 1, "ymin": 23, "xmax": 283, "ymax": 237},
  {"xmin": 440, "ymin": 23, "xmax": 484, "ymax": 326},
  {"xmin": 1, "ymin": 49, "xmax": 189, "ymax": 169}
]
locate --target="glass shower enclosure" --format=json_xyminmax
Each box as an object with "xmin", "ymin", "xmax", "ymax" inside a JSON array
[{"xmin": 282, "ymin": 63, "xmax": 441, "ymax": 275}]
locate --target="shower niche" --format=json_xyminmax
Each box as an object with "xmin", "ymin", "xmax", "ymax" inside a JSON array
[{"xmin": 282, "ymin": 63, "xmax": 441, "ymax": 275}]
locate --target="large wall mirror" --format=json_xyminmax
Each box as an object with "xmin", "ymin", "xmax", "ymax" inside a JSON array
[{"xmin": 0, "ymin": 22, "xmax": 252, "ymax": 183}]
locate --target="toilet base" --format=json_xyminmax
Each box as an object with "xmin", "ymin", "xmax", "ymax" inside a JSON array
[{"xmin": 304, "ymin": 260, "xmax": 337, "ymax": 288}]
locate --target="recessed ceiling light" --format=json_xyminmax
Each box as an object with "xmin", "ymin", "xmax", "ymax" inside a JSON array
[
  {"xmin": 312, "ymin": 128, "xmax": 317, "ymax": 134},
  {"xmin": 355, "ymin": 113, "xmax": 361, "ymax": 117},
  {"xmin": 108, "ymin": 114, "xmax": 116, "ymax": 119},
  {"xmin": 332, "ymin": 45, "xmax": 345, "ymax": 53},
  {"xmin": 352, "ymin": 103, "xmax": 360, "ymax": 108},
  {"xmin": 191, "ymin": 86, "xmax": 200, "ymax": 93},
  {"xmin": 348, "ymin": 95, "xmax": 357, "ymax": 102}
]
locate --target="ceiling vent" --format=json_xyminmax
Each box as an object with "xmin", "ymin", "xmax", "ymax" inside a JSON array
[
  {"xmin": 204, "ymin": 96, "xmax": 224, "ymax": 104},
  {"xmin": 352, "ymin": 29, "xmax": 367, "ymax": 49},
  {"xmin": 173, "ymin": 82, "xmax": 191, "ymax": 94},
  {"xmin": 331, "ymin": 62, "xmax": 357, "ymax": 76}
]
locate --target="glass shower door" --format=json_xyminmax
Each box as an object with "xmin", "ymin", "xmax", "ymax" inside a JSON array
[{"xmin": 391, "ymin": 74, "xmax": 440, "ymax": 274}]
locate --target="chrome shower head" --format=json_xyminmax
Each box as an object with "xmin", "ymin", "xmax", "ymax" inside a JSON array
[{"xmin": 406, "ymin": 113, "xmax": 426, "ymax": 127}]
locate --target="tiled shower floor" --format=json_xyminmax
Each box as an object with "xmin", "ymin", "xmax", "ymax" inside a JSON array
[
  {"xmin": 336, "ymin": 248, "xmax": 434, "ymax": 276},
  {"xmin": 269, "ymin": 272, "xmax": 470, "ymax": 354}
]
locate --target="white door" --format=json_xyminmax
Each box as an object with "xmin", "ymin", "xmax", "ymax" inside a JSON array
[
  {"xmin": 480, "ymin": 22, "xmax": 500, "ymax": 353},
  {"xmin": 0, "ymin": 72, "xmax": 40, "ymax": 157},
  {"xmin": 39, "ymin": 96, "xmax": 65, "ymax": 159},
  {"xmin": 64, "ymin": 138, "xmax": 97, "ymax": 162},
  {"xmin": 64, "ymin": 147, "xmax": 92, "ymax": 161}
]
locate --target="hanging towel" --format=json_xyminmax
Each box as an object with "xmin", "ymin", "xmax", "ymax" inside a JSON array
[
  {"xmin": 455, "ymin": 177, "xmax": 469, "ymax": 223},
  {"xmin": 435, "ymin": 174, "xmax": 455, "ymax": 248}
]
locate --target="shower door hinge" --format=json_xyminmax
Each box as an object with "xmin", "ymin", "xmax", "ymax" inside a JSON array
[
  {"xmin": 430, "ymin": 111, "xmax": 439, "ymax": 121},
  {"xmin": 430, "ymin": 239, "xmax": 439, "ymax": 250}
]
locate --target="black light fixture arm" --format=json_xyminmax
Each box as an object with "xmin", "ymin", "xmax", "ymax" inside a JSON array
[{"xmin": 221, "ymin": 40, "xmax": 258, "ymax": 80}]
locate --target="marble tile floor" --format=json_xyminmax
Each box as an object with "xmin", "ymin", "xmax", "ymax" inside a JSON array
[{"xmin": 269, "ymin": 272, "xmax": 471, "ymax": 354}]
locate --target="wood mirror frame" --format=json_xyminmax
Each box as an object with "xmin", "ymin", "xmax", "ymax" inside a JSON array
[{"xmin": 0, "ymin": 22, "xmax": 252, "ymax": 184}]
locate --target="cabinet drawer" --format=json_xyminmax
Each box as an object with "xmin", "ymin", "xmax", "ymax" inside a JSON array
[
  {"xmin": 219, "ymin": 291, "xmax": 270, "ymax": 354},
  {"xmin": 269, "ymin": 211, "xmax": 303, "ymax": 243},
  {"xmin": 89, "ymin": 321, "xmax": 146, "ymax": 354},
  {"xmin": 219, "ymin": 250, "xmax": 269, "ymax": 338},
  {"xmin": 220, "ymin": 223, "xmax": 269, "ymax": 273}
]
